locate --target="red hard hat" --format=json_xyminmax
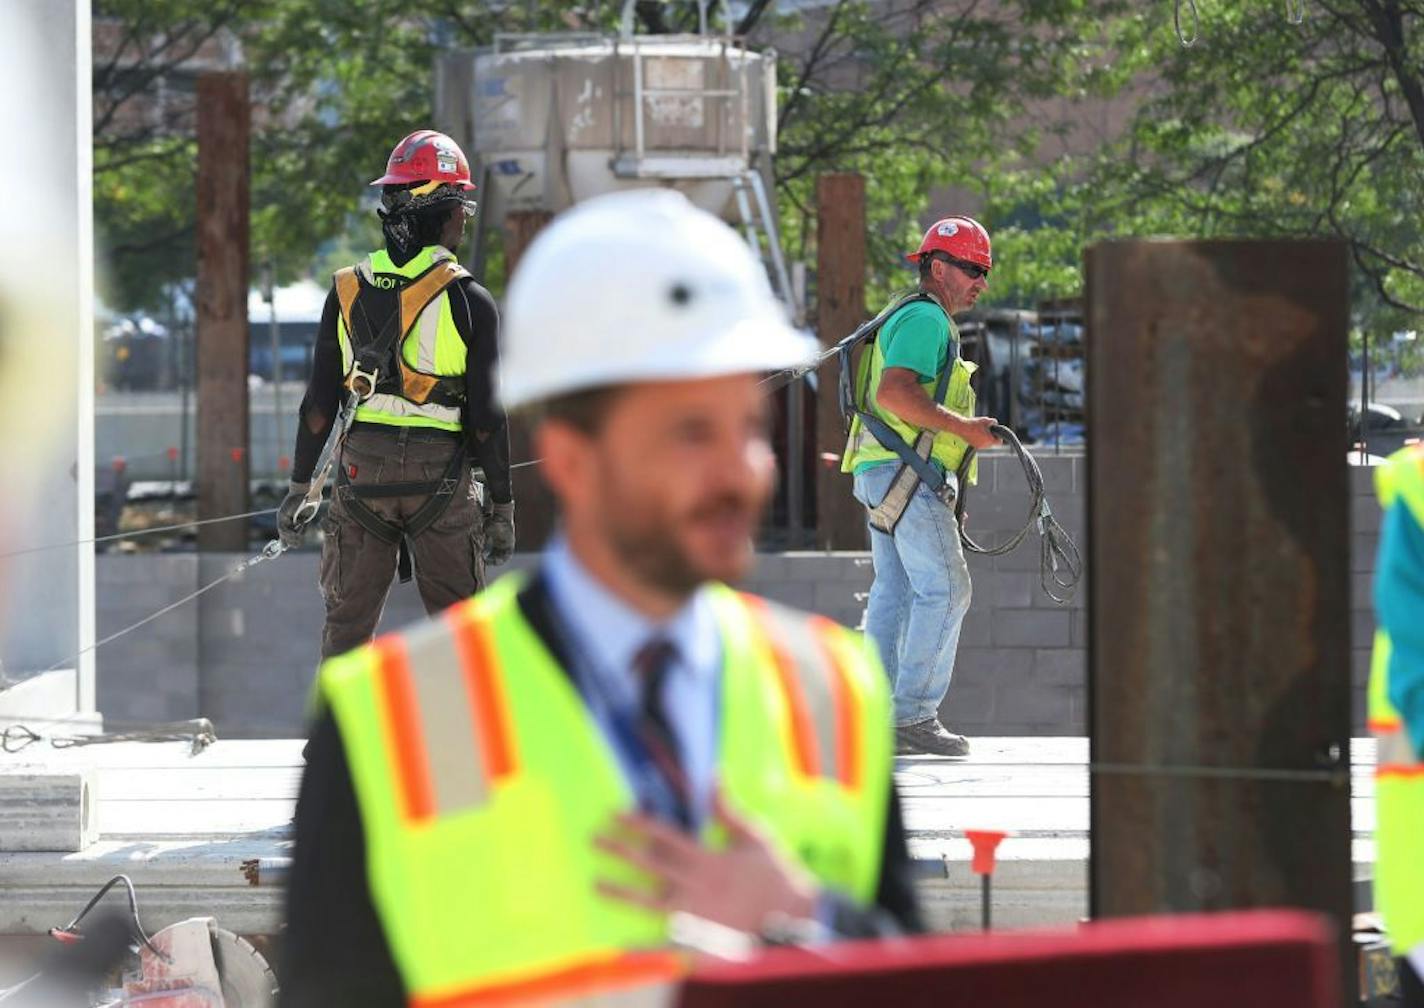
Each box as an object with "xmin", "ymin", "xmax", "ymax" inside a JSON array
[
  {"xmin": 370, "ymin": 130, "xmax": 475, "ymax": 190},
  {"xmin": 906, "ymin": 216, "xmax": 992, "ymax": 270}
]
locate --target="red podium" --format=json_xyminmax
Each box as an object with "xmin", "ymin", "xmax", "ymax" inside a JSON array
[{"xmin": 679, "ymin": 910, "xmax": 1336, "ymax": 1008}]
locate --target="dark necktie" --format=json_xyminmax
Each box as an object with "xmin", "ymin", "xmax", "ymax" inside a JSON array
[{"xmin": 631, "ymin": 638, "xmax": 694, "ymax": 830}]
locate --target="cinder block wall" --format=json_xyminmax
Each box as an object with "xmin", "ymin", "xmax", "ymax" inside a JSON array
[{"xmin": 92, "ymin": 452, "xmax": 1382, "ymax": 738}]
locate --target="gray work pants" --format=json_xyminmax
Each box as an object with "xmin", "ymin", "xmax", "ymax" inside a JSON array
[{"xmin": 318, "ymin": 425, "xmax": 485, "ymax": 659}]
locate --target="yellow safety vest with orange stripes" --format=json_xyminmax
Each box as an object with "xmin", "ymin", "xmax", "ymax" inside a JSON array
[
  {"xmin": 334, "ymin": 246, "xmax": 469, "ymax": 432},
  {"xmin": 1370, "ymin": 443, "xmax": 1424, "ymax": 956},
  {"xmin": 318, "ymin": 574, "xmax": 892, "ymax": 1007}
]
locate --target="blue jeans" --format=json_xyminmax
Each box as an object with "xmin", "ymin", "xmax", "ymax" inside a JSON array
[{"xmin": 852, "ymin": 463, "xmax": 973, "ymax": 727}]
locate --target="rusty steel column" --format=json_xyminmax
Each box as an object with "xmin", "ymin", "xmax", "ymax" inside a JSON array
[
  {"xmin": 1086, "ymin": 240, "xmax": 1353, "ymax": 996},
  {"xmin": 813, "ymin": 174, "xmax": 868, "ymax": 549},
  {"xmin": 195, "ymin": 73, "xmax": 250, "ymax": 552}
]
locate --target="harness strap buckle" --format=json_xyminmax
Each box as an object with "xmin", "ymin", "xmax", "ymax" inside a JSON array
[{"xmin": 348, "ymin": 363, "xmax": 379, "ymax": 401}]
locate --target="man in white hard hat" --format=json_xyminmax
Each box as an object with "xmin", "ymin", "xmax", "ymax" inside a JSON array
[{"xmin": 279, "ymin": 190, "xmax": 923, "ymax": 1007}]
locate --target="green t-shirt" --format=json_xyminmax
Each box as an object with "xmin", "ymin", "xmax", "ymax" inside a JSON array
[
  {"xmin": 853, "ymin": 300, "xmax": 957, "ymax": 475},
  {"xmin": 880, "ymin": 300, "xmax": 952, "ymax": 381}
]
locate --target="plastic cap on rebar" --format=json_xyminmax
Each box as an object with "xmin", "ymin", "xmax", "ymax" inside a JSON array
[{"xmin": 965, "ymin": 829, "xmax": 1008, "ymax": 875}]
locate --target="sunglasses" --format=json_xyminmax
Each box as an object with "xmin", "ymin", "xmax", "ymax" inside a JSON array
[{"xmin": 943, "ymin": 256, "xmax": 989, "ymax": 281}]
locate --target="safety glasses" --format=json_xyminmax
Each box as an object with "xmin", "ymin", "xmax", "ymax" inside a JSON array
[{"xmin": 946, "ymin": 257, "xmax": 989, "ymax": 281}]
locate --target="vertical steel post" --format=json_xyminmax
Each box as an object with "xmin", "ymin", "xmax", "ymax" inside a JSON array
[
  {"xmin": 813, "ymin": 174, "xmax": 869, "ymax": 549},
  {"xmin": 1086, "ymin": 239, "xmax": 1353, "ymax": 1002},
  {"xmin": 195, "ymin": 72, "xmax": 251, "ymax": 552}
]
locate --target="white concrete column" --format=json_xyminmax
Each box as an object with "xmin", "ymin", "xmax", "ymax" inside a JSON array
[{"xmin": 0, "ymin": 0, "xmax": 96, "ymax": 716}]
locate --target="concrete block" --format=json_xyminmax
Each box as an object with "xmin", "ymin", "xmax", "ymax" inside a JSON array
[
  {"xmin": 1351, "ymin": 494, "xmax": 1382, "ymax": 534},
  {"xmin": 958, "ymin": 610, "xmax": 992, "ymax": 648},
  {"xmin": 1033, "ymin": 572, "xmax": 1086, "ymax": 609},
  {"xmin": 990, "ymin": 571, "xmax": 1034, "ymax": 610},
  {"xmin": 991, "ymin": 682, "xmax": 1077, "ymax": 730},
  {"xmin": 993, "ymin": 609, "xmax": 1071, "ymax": 648},
  {"xmin": 0, "ymin": 772, "xmax": 97, "ymax": 852},
  {"xmin": 1352, "ymin": 608, "xmax": 1378, "ymax": 651},
  {"xmin": 1351, "ymin": 647, "xmax": 1373, "ymax": 688},
  {"xmin": 762, "ymin": 580, "xmax": 815, "ymax": 610},
  {"xmin": 1035, "ymin": 456, "xmax": 1077, "ymax": 494},
  {"xmin": 963, "ymin": 495, "xmax": 1036, "ymax": 536},
  {"xmin": 748, "ymin": 554, "xmax": 790, "ymax": 580},
  {"xmin": 1071, "ymin": 609, "xmax": 1090, "ymax": 647},
  {"xmin": 992, "ymin": 538, "xmax": 1051, "ymax": 572},
  {"xmin": 1353, "ymin": 534, "xmax": 1379, "ymax": 572},
  {"xmin": 782, "ymin": 553, "xmax": 866, "ymax": 580},
  {"xmin": 951, "ymin": 646, "xmax": 1033, "ymax": 686},
  {"xmin": 965, "ymin": 553, "xmax": 996, "ymax": 579},
  {"xmin": 1352, "ymin": 572, "xmax": 1374, "ymax": 612},
  {"xmin": 1033, "ymin": 648, "xmax": 1085, "ymax": 686},
  {"xmin": 813, "ymin": 579, "xmax": 868, "ymax": 615},
  {"xmin": 939, "ymin": 682, "xmax": 995, "ymax": 724}
]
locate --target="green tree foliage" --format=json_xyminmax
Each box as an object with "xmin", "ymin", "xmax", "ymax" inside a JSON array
[
  {"xmin": 982, "ymin": 0, "xmax": 1424, "ymax": 331},
  {"xmin": 95, "ymin": 0, "xmax": 1423, "ymax": 340},
  {"xmin": 93, "ymin": 0, "xmax": 1096, "ymax": 311}
]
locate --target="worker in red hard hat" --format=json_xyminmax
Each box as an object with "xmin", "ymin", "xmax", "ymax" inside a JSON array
[
  {"xmin": 276, "ymin": 129, "xmax": 514, "ymax": 661},
  {"xmin": 839, "ymin": 215, "xmax": 1000, "ymax": 758}
]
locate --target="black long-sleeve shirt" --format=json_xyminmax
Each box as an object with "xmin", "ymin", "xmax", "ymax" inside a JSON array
[
  {"xmin": 292, "ymin": 270, "xmax": 511, "ymax": 503},
  {"xmin": 278, "ymin": 575, "xmax": 925, "ymax": 1008}
]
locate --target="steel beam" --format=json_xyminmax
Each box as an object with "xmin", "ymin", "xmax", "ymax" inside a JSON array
[{"xmin": 1086, "ymin": 240, "xmax": 1353, "ymax": 997}]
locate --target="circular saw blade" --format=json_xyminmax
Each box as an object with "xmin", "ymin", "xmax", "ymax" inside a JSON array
[{"xmin": 208, "ymin": 928, "xmax": 278, "ymax": 1008}]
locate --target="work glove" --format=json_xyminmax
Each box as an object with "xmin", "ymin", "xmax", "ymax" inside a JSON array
[
  {"xmin": 277, "ymin": 481, "xmax": 312, "ymax": 549},
  {"xmin": 483, "ymin": 500, "xmax": 516, "ymax": 566}
]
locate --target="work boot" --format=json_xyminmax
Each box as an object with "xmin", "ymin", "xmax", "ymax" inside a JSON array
[{"xmin": 896, "ymin": 719, "xmax": 970, "ymax": 757}]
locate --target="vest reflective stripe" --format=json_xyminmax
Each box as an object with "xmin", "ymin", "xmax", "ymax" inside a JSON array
[
  {"xmin": 742, "ymin": 596, "xmax": 863, "ymax": 789},
  {"xmin": 414, "ymin": 299, "xmax": 441, "ymax": 373},
  {"xmin": 1377, "ymin": 730, "xmax": 1424, "ymax": 777},
  {"xmin": 447, "ymin": 597, "xmax": 520, "ymax": 784},
  {"xmin": 358, "ymin": 394, "xmax": 462, "ymax": 426},
  {"xmin": 321, "ymin": 574, "xmax": 891, "ymax": 1002},
  {"xmin": 811, "ymin": 615, "xmax": 867, "ymax": 791},
  {"xmin": 375, "ymin": 605, "xmax": 520, "ymax": 824},
  {"xmin": 412, "ymin": 951, "xmax": 682, "ymax": 1008}
]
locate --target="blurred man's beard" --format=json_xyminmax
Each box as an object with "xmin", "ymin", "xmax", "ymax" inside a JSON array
[{"xmin": 604, "ymin": 490, "xmax": 759, "ymax": 598}]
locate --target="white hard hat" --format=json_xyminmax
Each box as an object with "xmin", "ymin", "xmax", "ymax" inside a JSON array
[{"xmin": 498, "ymin": 189, "xmax": 817, "ymax": 410}]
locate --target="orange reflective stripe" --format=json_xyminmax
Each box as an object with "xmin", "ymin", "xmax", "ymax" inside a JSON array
[
  {"xmin": 1379, "ymin": 765, "xmax": 1424, "ymax": 778},
  {"xmin": 374, "ymin": 634, "xmax": 436, "ymax": 823},
  {"xmin": 810, "ymin": 617, "xmax": 863, "ymax": 790},
  {"xmin": 447, "ymin": 601, "xmax": 518, "ymax": 782},
  {"xmin": 743, "ymin": 596, "xmax": 821, "ymax": 777},
  {"xmin": 1370, "ymin": 717, "xmax": 1403, "ymax": 733},
  {"xmin": 412, "ymin": 950, "xmax": 683, "ymax": 1008}
]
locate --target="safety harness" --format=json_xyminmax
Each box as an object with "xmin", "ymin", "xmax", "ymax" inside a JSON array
[
  {"xmin": 837, "ymin": 292, "xmax": 956, "ymax": 534},
  {"xmin": 325, "ymin": 260, "xmax": 471, "ymax": 583},
  {"xmin": 332, "ymin": 259, "xmax": 471, "ymax": 409},
  {"xmin": 833, "ymin": 293, "xmax": 1083, "ymax": 603}
]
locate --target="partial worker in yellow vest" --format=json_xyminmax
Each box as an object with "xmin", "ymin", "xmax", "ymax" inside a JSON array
[
  {"xmin": 840, "ymin": 217, "xmax": 1001, "ymax": 757},
  {"xmin": 1370, "ymin": 442, "xmax": 1424, "ymax": 1006},
  {"xmin": 276, "ymin": 130, "xmax": 515, "ymax": 659},
  {"xmin": 278, "ymin": 189, "xmax": 923, "ymax": 1008}
]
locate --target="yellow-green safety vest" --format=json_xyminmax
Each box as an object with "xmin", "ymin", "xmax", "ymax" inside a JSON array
[
  {"xmin": 335, "ymin": 246, "xmax": 468, "ymax": 432},
  {"xmin": 1370, "ymin": 443, "xmax": 1424, "ymax": 956},
  {"xmin": 318, "ymin": 573, "xmax": 893, "ymax": 1007},
  {"xmin": 840, "ymin": 296, "xmax": 979, "ymax": 485}
]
